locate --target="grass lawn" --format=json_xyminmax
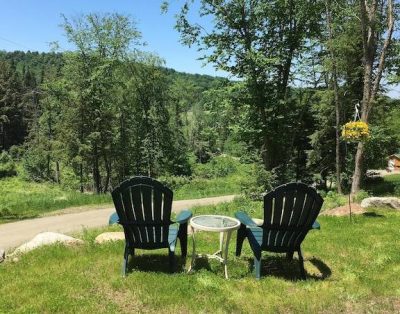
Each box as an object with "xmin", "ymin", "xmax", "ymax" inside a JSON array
[
  {"xmin": 1, "ymin": 198, "xmax": 400, "ymax": 313},
  {"xmin": 365, "ymin": 173, "xmax": 400, "ymax": 197},
  {"xmin": 0, "ymin": 175, "xmax": 241, "ymax": 222}
]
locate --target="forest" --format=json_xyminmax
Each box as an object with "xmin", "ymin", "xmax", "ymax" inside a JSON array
[{"xmin": 0, "ymin": 2, "xmax": 399, "ymax": 197}]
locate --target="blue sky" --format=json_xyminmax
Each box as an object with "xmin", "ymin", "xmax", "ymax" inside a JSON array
[{"xmin": 0, "ymin": 0, "xmax": 227, "ymax": 77}]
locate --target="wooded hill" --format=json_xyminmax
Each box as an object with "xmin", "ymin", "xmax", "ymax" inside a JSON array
[{"xmin": 0, "ymin": 9, "xmax": 399, "ymax": 196}]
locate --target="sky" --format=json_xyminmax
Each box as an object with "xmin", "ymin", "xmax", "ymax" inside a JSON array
[
  {"xmin": 0, "ymin": 0, "xmax": 398, "ymax": 98},
  {"xmin": 0, "ymin": 0, "xmax": 227, "ymax": 77}
]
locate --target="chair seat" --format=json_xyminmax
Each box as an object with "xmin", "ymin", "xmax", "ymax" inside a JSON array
[{"xmin": 247, "ymin": 226, "xmax": 301, "ymax": 254}]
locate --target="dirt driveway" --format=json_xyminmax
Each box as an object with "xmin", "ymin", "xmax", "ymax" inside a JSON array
[{"xmin": 0, "ymin": 195, "xmax": 236, "ymax": 251}]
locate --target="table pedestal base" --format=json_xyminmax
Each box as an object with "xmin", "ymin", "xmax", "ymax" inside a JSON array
[{"xmin": 188, "ymin": 228, "xmax": 233, "ymax": 279}]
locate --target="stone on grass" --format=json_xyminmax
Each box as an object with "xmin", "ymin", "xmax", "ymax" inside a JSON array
[
  {"xmin": 0, "ymin": 249, "xmax": 5, "ymax": 263},
  {"xmin": 361, "ymin": 197, "xmax": 400, "ymax": 209},
  {"xmin": 11, "ymin": 232, "xmax": 83, "ymax": 255},
  {"xmin": 95, "ymin": 232, "xmax": 125, "ymax": 244}
]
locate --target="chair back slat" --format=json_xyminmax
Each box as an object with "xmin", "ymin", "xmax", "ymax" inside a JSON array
[
  {"xmin": 262, "ymin": 183, "xmax": 323, "ymax": 251},
  {"xmin": 153, "ymin": 191, "xmax": 163, "ymax": 242},
  {"xmin": 111, "ymin": 176, "xmax": 173, "ymax": 248},
  {"xmin": 263, "ymin": 194, "xmax": 274, "ymax": 224},
  {"xmin": 141, "ymin": 185, "xmax": 154, "ymax": 243},
  {"xmin": 272, "ymin": 189, "xmax": 284, "ymax": 224}
]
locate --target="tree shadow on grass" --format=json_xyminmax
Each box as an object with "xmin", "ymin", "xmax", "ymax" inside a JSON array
[
  {"xmin": 126, "ymin": 253, "xmax": 187, "ymax": 274},
  {"xmin": 362, "ymin": 212, "xmax": 385, "ymax": 218},
  {"xmin": 245, "ymin": 255, "xmax": 332, "ymax": 281},
  {"xmin": 365, "ymin": 176, "xmax": 399, "ymax": 196},
  {"xmin": 188, "ymin": 256, "xmax": 212, "ymax": 272}
]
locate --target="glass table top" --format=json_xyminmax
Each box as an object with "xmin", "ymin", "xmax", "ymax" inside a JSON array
[{"xmin": 190, "ymin": 215, "xmax": 240, "ymax": 231}]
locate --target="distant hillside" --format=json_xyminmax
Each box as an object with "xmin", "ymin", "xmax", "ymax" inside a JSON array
[{"xmin": 0, "ymin": 50, "xmax": 227, "ymax": 91}]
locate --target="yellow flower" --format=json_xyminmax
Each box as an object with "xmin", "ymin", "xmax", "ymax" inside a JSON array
[{"xmin": 342, "ymin": 121, "xmax": 370, "ymax": 142}]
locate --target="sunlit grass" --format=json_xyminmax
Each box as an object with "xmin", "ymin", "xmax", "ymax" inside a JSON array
[
  {"xmin": 1, "ymin": 199, "xmax": 400, "ymax": 313},
  {"xmin": 0, "ymin": 175, "xmax": 241, "ymax": 222},
  {"xmin": 0, "ymin": 177, "xmax": 110, "ymax": 221}
]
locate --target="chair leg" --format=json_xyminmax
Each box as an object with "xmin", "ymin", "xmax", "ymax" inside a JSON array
[
  {"xmin": 286, "ymin": 251, "xmax": 294, "ymax": 261},
  {"xmin": 169, "ymin": 248, "xmax": 175, "ymax": 273},
  {"xmin": 178, "ymin": 223, "xmax": 188, "ymax": 258},
  {"xmin": 122, "ymin": 246, "xmax": 130, "ymax": 276},
  {"xmin": 236, "ymin": 224, "xmax": 247, "ymax": 256},
  {"xmin": 298, "ymin": 249, "xmax": 306, "ymax": 280},
  {"xmin": 254, "ymin": 252, "xmax": 262, "ymax": 280}
]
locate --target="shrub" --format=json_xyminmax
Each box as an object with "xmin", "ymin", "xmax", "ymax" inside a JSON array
[
  {"xmin": 240, "ymin": 163, "xmax": 277, "ymax": 200},
  {"xmin": 353, "ymin": 189, "xmax": 370, "ymax": 203},
  {"xmin": 322, "ymin": 191, "xmax": 347, "ymax": 210},
  {"xmin": 21, "ymin": 147, "xmax": 50, "ymax": 182},
  {"xmin": 158, "ymin": 175, "xmax": 191, "ymax": 190},
  {"xmin": 193, "ymin": 155, "xmax": 240, "ymax": 179},
  {"xmin": 0, "ymin": 151, "xmax": 17, "ymax": 178}
]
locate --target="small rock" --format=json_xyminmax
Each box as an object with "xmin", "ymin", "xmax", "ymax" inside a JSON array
[
  {"xmin": 12, "ymin": 257, "xmax": 19, "ymax": 263},
  {"xmin": 0, "ymin": 249, "xmax": 5, "ymax": 263},
  {"xmin": 361, "ymin": 197, "xmax": 400, "ymax": 209},
  {"xmin": 95, "ymin": 232, "xmax": 125, "ymax": 244},
  {"xmin": 11, "ymin": 232, "xmax": 83, "ymax": 255}
]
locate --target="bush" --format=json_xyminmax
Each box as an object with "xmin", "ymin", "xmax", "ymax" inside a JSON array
[
  {"xmin": 193, "ymin": 155, "xmax": 240, "ymax": 179},
  {"xmin": 0, "ymin": 151, "xmax": 17, "ymax": 178},
  {"xmin": 21, "ymin": 147, "xmax": 50, "ymax": 182},
  {"xmin": 240, "ymin": 163, "xmax": 277, "ymax": 200},
  {"xmin": 353, "ymin": 189, "xmax": 370, "ymax": 203},
  {"xmin": 158, "ymin": 175, "xmax": 191, "ymax": 190},
  {"xmin": 322, "ymin": 191, "xmax": 347, "ymax": 210}
]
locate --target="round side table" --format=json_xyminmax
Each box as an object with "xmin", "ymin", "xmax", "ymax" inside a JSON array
[{"xmin": 188, "ymin": 215, "xmax": 240, "ymax": 279}]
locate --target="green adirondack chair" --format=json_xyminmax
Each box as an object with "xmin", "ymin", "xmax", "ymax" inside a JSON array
[
  {"xmin": 235, "ymin": 182, "xmax": 323, "ymax": 280},
  {"xmin": 111, "ymin": 176, "xmax": 192, "ymax": 276}
]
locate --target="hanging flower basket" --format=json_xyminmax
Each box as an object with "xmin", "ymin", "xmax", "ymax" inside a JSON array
[{"xmin": 341, "ymin": 121, "xmax": 370, "ymax": 142}]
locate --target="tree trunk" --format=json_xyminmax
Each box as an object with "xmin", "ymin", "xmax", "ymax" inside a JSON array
[
  {"xmin": 325, "ymin": 0, "xmax": 343, "ymax": 194},
  {"xmin": 103, "ymin": 154, "xmax": 111, "ymax": 192},
  {"xmin": 351, "ymin": 141, "xmax": 365, "ymax": 194},
  {"xmin": 80, "ymin": 163, "xmax": 84, "ymax": 193},
  {"xmin": 93, "ymin": 144, "xmax": 102, "ymax": 194},
  {"xmin": 55, "ymin": 161, "xmax": 60, "ymax": 184},
  {"xmin": 350, "ymin": 0, "xmax": 394, "ymax": 194}
]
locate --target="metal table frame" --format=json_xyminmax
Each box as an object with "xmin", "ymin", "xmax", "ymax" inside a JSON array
[{"xmin": 188, "ymin": 215, "xmax": 240, "ymax": 279}]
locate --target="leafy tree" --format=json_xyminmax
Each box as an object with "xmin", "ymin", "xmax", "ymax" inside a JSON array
[
  {"xmin": 0, "ymin": 61, "xmax": 25, "ymax": 150},
  {"xmin": 351, "ymin": 0, "xmax": 397, "ymax": 194},
  {"xmin": 170, "ymin": 0, "xmax": 323, "ymax": 172}
]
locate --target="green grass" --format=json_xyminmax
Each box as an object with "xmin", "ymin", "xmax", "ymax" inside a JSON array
[
  {"xmin": 0, "ymin": 177, "xmax": 111, "ymax": 222},
  {"xmin": 365, "ymin": 173, "xmax": 400, "ymax": 197},
  {"xmin": 173, "ymin": 174, "xmax": 242, "ymax": 199},
  {"xmin": 0, "ymin": 175, "xmax": 241, "ymax": 222},
  {"xmin": 1, "ymin": 198, "xmax": 400, "ymax": 313},
  {"xmin": 2, "ymin": 171, "xmax": 398, "ymax": 222}
]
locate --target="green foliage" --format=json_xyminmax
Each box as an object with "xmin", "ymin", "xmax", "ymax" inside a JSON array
[
  {"xmin": 321, "ymin": 191, "xmax": 347, "ymax": 210},
  {"xmin": 240, "ymin": 163, "xmax": 277, "ymax": 200},
  {"xmin": 365, "ymin": 174, "xmax": 400, "ymax": 197},
  {"xmin": 0, "ymin": 151, "xmax": 17, "ymax": 178},
  {"xmin": 193, "ymin": 155, "xmax": 240, "ymax": 179},
  {"xmin": 157, "ymin": 175, "xmax": 191, "ymax": 190},
  {"xmin": 21, "ymin": 145, "xmax": 50, "ymax": 182}
]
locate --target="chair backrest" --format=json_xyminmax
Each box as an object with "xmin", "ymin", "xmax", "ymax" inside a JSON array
[
  {"xmin": 262, "ymin": 182, "xmax": 323, "ymax": 251},
  {"xmin": 111, "ymin": 176, "xmax": 173, "ymax": 249}
]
